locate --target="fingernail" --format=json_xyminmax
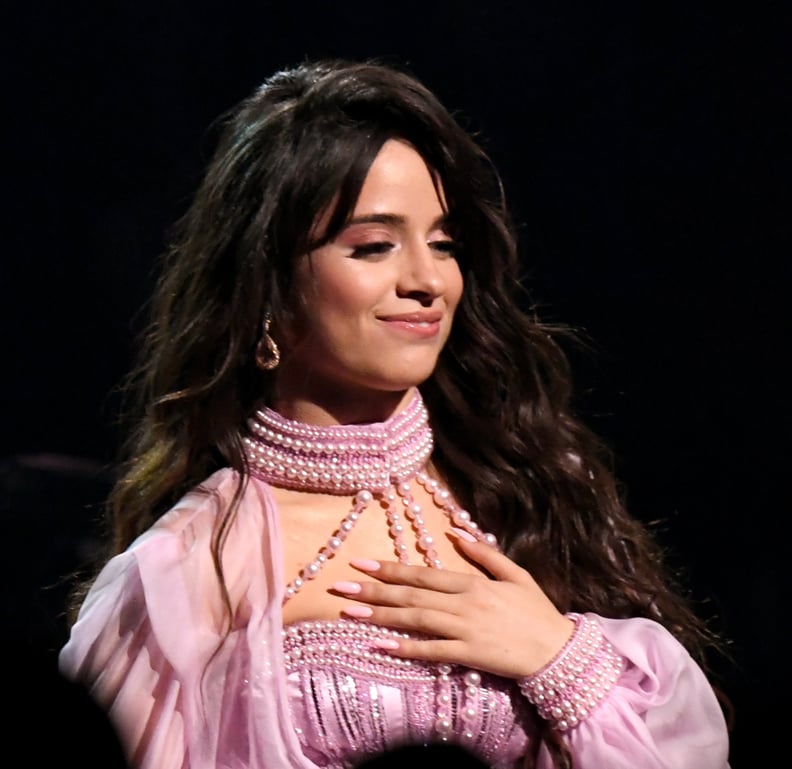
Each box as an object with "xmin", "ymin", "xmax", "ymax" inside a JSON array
[
  {"xmin": 371, "ymin": 638, "xmax": 400, "ymax": 651},
  {"xmin": 342, "ymin": 604, "xmax": 374, "ymax": 619},
  {"xmin": 332, "ymin": 581, "xmax": 362, "ymax": 594},
  {"xmin": 350, "ymin": 558, "xmax": 381, "ymax": 572},
  {"xmin": 448, "ymin": 527, "xmax": 477, "ymax": 543}
]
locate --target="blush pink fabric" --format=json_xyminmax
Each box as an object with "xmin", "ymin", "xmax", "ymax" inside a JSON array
[{"xmin": 59, "ymin": 468, "xmax": 730, "ymax": 769}]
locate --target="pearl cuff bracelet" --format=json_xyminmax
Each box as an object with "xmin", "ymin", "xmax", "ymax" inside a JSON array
[{"xmin": 518, "ymin": 613, "xmax": 625, "ymax": 731}]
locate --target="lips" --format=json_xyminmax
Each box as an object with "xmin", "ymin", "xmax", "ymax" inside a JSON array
[
  {"xmin": 378, "ymin": 312, "xmax": 443, "ymax": 323},
  {"xmin": 377, "ymin": 311, "xmax": 444, "ymax": 339}
]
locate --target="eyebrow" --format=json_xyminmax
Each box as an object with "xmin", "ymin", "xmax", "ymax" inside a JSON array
[{"xmin": 345, "ymin": 213, "xmax": 451, "ymax": 229}]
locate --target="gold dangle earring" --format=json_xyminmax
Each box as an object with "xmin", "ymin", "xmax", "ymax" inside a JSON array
[{"xmin": 255, "ymin": 314, "xmax": 281, "ymax": 371}]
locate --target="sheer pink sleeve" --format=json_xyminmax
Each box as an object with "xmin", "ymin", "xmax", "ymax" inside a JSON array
[
  {"xmin": 58, "ymin": 470, "xmax": 312, "ymax": 769},
  {"xmin": 534, "ymin": 613, "xmax": 731, "ymax": 769},
  {"xmin": 59, "ymin": 541, "xmax": 199, "ymax": 769}
]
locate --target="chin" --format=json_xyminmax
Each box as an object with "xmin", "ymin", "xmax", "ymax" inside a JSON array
[
  {"xmin": 386, "ymin": 356, "xmax": 442, "ymax": 382},
  {"xmin": 359, "ymin": 371, "xmax": 434, "ymax": 394}
]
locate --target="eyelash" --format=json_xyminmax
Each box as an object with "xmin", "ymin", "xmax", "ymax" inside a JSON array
[
  {"xmin": 431, "ymin": 240, "xmax": 458, "ymax": 255},
  {"xmin": 351, "ymin": 242, "xmax": 393, "ymax": 257},
  {"xmin": 350, "ymin": 240, "xmax": 459, "ymax": 258}
]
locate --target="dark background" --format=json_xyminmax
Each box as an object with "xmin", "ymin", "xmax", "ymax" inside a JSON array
[{"xmin": 2, "ymin": 3, "xmax": 788, "ymax": 766}]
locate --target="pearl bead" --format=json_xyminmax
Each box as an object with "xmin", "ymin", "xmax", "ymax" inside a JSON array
[{"xmin": 435, "ymin": 717, "xmax": 452, "ymax": 734}]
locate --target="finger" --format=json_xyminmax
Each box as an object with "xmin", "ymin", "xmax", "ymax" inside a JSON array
[
  {"xmin": 343, "ymin": 604, "xmax": 466, "ymax": 640},
  {"xmin": 349, "ymin": 557, "xmax": 475, "ymax": 594},
  {"xmin": 370, "ymin": 635, "xmax": 470, "ymax": 666},
  {"xmin": 332, "ymin": 578, "xmax": 465, "ymax": 613}
]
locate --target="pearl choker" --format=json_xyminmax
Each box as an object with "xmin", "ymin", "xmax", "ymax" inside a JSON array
[
  {"xmin": 244, "ymin": 391, "xmax": 433, "ymax": 494},
  {"xmin": 242, "ymin": 391, "xmax": 497, "ymax": 602}
]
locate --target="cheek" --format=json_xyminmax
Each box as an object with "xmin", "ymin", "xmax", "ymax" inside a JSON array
[
  {"xmin": 312, "ymin": 284, "xmax": 368, "ymax": 324},
  {"xmin": 312, "ymin": 266, "xmax": 385, "ymax": 320},
  {"xmin": 296, "ymin": 285, "xmax": 370, "ymax": 353}
]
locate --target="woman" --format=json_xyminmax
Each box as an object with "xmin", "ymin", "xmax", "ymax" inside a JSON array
[{"xmin": 59, "ymin": 59, "xmax": 731, "ymax": 769}]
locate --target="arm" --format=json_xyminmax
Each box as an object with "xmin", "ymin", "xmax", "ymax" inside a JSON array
[
  {"xmin": 58, "ymin": 471, "xmax": 260, "ymax": 769},
  {"xmin": 58, "ymin": 547, "xmax": 191, "ymax": 769},
  {"xmin": 59, "ymin": 470, "xmax": 317, "ymax": 769}
]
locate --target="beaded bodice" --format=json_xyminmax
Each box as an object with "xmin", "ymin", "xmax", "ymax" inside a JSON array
[{"xmin": 283, "ymin": 619, "xmax": 531, "ymax": 769}]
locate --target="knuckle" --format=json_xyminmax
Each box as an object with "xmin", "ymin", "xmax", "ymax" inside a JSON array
[
  {"xmin": 402, "ymin": 586, "xmax": 423, "ymax": 606},
  {"xmin": 408, "ymin": 608, "xmax": 439, "ymax": 634},
  {"xmin": 411, "ymin": 569, "xmax": 435, "ymax": 589},
  {"xmin": 466, "ymin": 578, "xmax": 491, "ymax": 604}
]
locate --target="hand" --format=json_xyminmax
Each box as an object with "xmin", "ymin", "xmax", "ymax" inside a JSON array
[{"xmin": 331, "ymin": 529, "xmax": 575, "ymax": 679}]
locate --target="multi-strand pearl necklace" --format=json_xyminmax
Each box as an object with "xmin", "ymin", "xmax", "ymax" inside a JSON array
[{"xmin": 242, "ymin": 391, "xmax": 498, "ymax": 601}]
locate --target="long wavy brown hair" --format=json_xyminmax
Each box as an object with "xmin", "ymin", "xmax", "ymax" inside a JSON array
[{"xmin": 69, "ymin": 58, "xmax": 730, "ymax": 768}]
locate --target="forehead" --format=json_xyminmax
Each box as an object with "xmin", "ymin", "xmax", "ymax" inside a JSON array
[{"xmin": 350, "ymin": 139, "xmax": 448, "ymax": 218}]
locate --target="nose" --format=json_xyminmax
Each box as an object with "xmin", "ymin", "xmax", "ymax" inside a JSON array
[{"xmin": 396, "ymin": 241, "xmax": 446, "ymax": 303}]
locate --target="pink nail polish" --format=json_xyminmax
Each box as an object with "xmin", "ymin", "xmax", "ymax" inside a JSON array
[
  {"xmin": 349, "ymin": 558, "xmax": 381, "ymax": 572},
  {"xmin": 331, "ymin": 581, "xmax": 362, "ymax": 594},
  {"xmin": 371, "ymin": 638, "xmax": 400, "ymax": 651},
  {"xmin": 342, "ymin": 604, "xmax": 374, "ymax": 619},
  {"xmin": 449, "ymin": 527, "xmax": 477, "ymax": 543}
]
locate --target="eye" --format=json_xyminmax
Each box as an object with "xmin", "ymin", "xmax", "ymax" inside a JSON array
[
  {"xmin": 350, "ymin": 241, "xmax": 394, "ymax": 258},
  {"xmin": 429, "ymin": 239, "xmax": 459, "ymax": 257}
]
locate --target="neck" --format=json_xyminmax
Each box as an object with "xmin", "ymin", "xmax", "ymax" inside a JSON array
[{"xmin": 271, "ymin": 387, "xmax": 416, "ymax": 427}]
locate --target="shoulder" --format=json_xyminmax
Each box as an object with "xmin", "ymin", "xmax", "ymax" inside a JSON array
[
  {"xmin": 64, "ymin": 469, "xmax": 282, "ymax": 663},
  {"xmin": 129, "ymin": 468, "xmax": 277, "ymax": 555},
  {"xmin": 85, "ymin": 469, "xmax": 280, "ymax": 621},
  {"xmin": 129, "ymin": 467, "xmax": 281, "ymax": 597}
]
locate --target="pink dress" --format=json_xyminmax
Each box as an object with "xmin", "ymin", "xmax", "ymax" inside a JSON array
[{"xmin": 59, "ymin": 468, "xmax": 731, "ymax": 769}]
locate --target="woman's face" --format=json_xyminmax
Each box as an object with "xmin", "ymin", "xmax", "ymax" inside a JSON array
[{"xmin": 277, "ymin": 139, "xmax": 464, "ymax": 412}]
